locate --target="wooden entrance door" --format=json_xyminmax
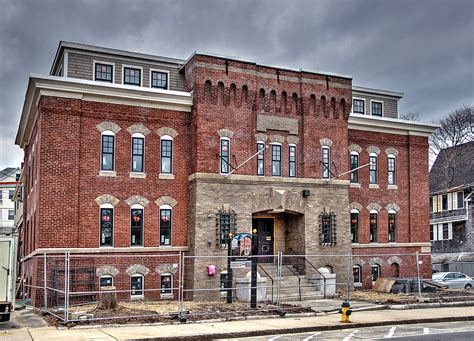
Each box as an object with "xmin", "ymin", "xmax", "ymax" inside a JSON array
[{"xmin": 252, "ymin": 218, "xmax": 274, "ymax": 263}]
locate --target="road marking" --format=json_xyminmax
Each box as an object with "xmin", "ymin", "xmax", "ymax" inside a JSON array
[
  {"xmin": 384, "ymin": 326, "xmax": 396, "ymax": 338},
  {"xmin": 343, "ymin": 329, "xmax": 359, "ymax": 341},
  {"xmin": 303, "ymin": 332, "xmax": 321, "ymax": 341},
  {"xmin": 423, "ymin": 328, "xmax": 429, "ymax": 334},
  {"xmin": 268, "ymin": 336, "xmax": 281, "ymax": 341}
]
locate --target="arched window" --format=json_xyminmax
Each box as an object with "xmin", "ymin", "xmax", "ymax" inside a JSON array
[
  {"xmin": 99, "ymin": 275, "xmax": 113, "ymax": 289},
  {"xmin": 100, "ymin": 203, "xmax": 114, "ymax": 247},
  {"xmin": 131, "ymin": 132, "xmax": 144, "ymax": 173},
  {"xmin": 230, "ymin": 83, "xmax": 237, "ymax": 105},
  {"xmin": 388, "ymin": 210, "xmax": 396, "ymax": 242},
  {"xmin": 271, "ymin": 143, "xmax": 282, "ymax": 176},
  {"xmin": 160, "ymin": 135, "xmax": 173, "ymax": 174},
  {"xmin": 370, "ymin": 210, "xmax": 378, "ymax": 243},
  {"xmin": 322, "ymin": 146, "xmax": 330, "ymax": 179},
  {"xmin": 281, "ymin": 92, "xmax": 287, "ymax": 113},
  {"xmin": 340, "ymin": 98, "xmax": 347, "ymax": 118},
  {"xmin": 390, "ymin": 263, "xmax": 400, "ymax": 277},
  {"xmin": 259, "ymin": 88, "xmax": 265, "ymax": 110},
  {"xmin": 353, "ymin": 265, "xmax": 362, "ymax": 284},
  {"xmin": 270, "ymin": 90, "xmax": 277, "ymax": 111},
  {"xmin": 130, "ymin": 274, "xmax": 144, "ymax": 298},
  {"xmin": 204, "ymin": 80, "xmax": 212, "ymax": 103},
  {"xmin": 320, "ymin": 96, "xmax": 327, "ymax": 117},
  {"xmin": 369, "ymin": 153, "xmax": 378, "ymax": 184},
  {"xmin": 371, "ymin": 264, "xmax": 381, "ymax": 282},
  {"xmin": 310, "ymin": 94, "xmax": 316, "ymax": 115},
  {"xmin": 159, "ymin": 204, "xmax": 172, "ymax": 246},
  {"xmin": 256, "ymin": 141, "xmax": 265, "ymax": 176},
  {"xmin": 292, "ymin": 93, "xmax": 298, "ymax": 114},
  {"xmin": 160, "ymin": 273, "xmax": 173, "ymax": 295},
  {"xmin": 289, "ymin": 144, "xmax": 296, "ymax": 177},
  {"xmin": 388, "ymin": 154, "xmax": 396, "ymax": 185},
  {"xmin": 101, "ymin": 130, "xmax": 115, "ymax": 171},
  {"xmin": 331, "ymin": 97, "xmax": 337, "ymax": 118},
  {"xmin": 131, "ymin": 204, "xmax": 144, "ymax": 246},
  {"xmin": 350, "ymin": 209, "xmax": 359, "ymax": 243},
  {"xmin": 350, "ymin": 151, "xmax": 359, "ymax": 184},
  {"xmin": 220, "ymin": 137, "xmax": 230, "ymax": 174},
  {"xmin": 217, "ymin": 82, "xmax": 224, "ymax": 105},
  {"xmin": 242, "ymin": 85, "xmax": 248, "ymax": 105}
]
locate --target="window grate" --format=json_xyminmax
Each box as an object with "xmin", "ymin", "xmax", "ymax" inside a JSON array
[
  {"xmin": 216, "ymin": 208, "xmax": 236, "ymax": 247},
  {"xmin": 319, "ymin": 210, "xmax": 336, "ymax": 246}
]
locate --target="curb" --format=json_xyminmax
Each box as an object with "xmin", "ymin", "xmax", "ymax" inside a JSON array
[{"xmin": 132, "ymin": 315, "xmax": 474, "ymax": 340}]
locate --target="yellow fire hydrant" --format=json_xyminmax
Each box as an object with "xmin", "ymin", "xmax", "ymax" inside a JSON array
[{"xmin": 338, "ymin": 301, "xmax": 352, "ymax": 323}]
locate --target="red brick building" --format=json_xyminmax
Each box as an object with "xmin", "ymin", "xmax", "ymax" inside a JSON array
[{"xmin": 15, "ymin": 42, "xmax": 437, "ymax": 305}]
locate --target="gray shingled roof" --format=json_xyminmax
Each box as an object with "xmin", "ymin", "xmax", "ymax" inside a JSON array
[
  {"xmin": 0, "ymin": 167, "xmax": 19, "ymax": 180},
  {"xmin": 429, "ymin": 141, "xmax": 474, "ymax": 193}
]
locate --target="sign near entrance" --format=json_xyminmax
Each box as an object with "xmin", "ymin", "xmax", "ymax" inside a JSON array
[
  {"xmin": 230, "ymin": 260, "xmax": 252, "ymax": 268},
  {"xmin": 231, "ymin": 233, "xmax": 252, "ymax": 257}
]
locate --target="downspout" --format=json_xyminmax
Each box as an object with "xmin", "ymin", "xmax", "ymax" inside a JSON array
[{"xmin": 299, "ymin": 70, "xmax": 304, "ymax": 178}]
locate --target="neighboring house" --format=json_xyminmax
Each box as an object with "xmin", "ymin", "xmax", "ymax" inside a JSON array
[
  {"xmin": 0, "ymin": 168, "xmax": 20, "ymax": 232},
  {"xmin": 429, "ymin": 141, "xmax": 474, "ymax": 275},
  {"xmin": 14, "ymin": 41, "xmax": 437, "ymax": 306}
]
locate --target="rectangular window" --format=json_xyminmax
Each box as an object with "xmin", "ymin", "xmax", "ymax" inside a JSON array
[
  {"xmin": 220, "ymin": 139, "xmax": 230, "ymax": 174},
  {"xmin": 132, "ymin": 137, "xmax": 144, "ymax": 172},
  {"xmin": 220, "ymin": 272, "xmax": 228, "ymax": 291},
  {"xmin": 371, "ymin": 265, "xmax": 380, "ymax": 282},
  {"xmin": 131, "ymin": 209, "xmax": 143, "ymax": 246},
  {"xmin": 272, "ymin": 144, "xmax": 281, "ymax": 176},
  {"xmin": 101, "ymin": 135, "xmax": 115, "ymax": 171},
  {"xmin": 151, "ymin": 71, "xmax": 168, "ymax": 89},
  {"xmin": 388, "ymin": 157, "xmax": 396, "ymax": 185},
  {"xmin": 131, "ymin": 275, "xmax": 143, "ymax": 297},
  {"xmin": 369, "ymin": 156, "xmax": 378, "ymax": 184},
  {"xmin": 457, "ymin": 191, "xmax": 464, "ymax": 208},
  {"xmin": 160, "ymin": 209, "xmax": 172, "ymax": 246},
  {"xmin": 322, "ymin": 147, "xmax": 330, "ymax": 179},
  {"xmin": 123, "ymin": 67, "xmax": 141, "ymax": 86},
  {"xmin": 8, "ymin": 210, "xmax": 14, "ymax": 220},
  {"xmin": 442, "ymin": 223, "xmax": 449, "ymax": 240},
  {"xmin": 161, "ymin": 139, "xmax": 173, "ymax": 174},
  {"xmin": 371, "ymin": 101, "xmax": 382, "ymax": 116},
  {"xmin": 370, "ymin": 212, "xmax": 378, "ymax": 243},
  {"xmin": 8, "ymin": 190, "xmax": 14, "ymax": 200},
  {"xmin": 353, "ymin": 99, "xmax": 365, "ymax": 114},
  {"xmin": 160, "ymin": 274, "xmax": 172, "ymax": 294},
  {"xmin": 430, "ymin": 225, "xmax": 435, "ymax": 241},
  {"xmin": 442, "ymin": 194, "xmax": 448, "ymax": 211},
  {"xmin": 429, "ymin": 197, "xmax": 433, "ymax": 212},
  {"xmin": 95, "ymin": 63, "xmax": 113, "ymax": 82},
  {"xmin": 353, "ymin": 266, "xmax": 361, "ymax": 283},
  {"xmin": 289, "ymin": 145, "xmax": 296, "ymax": 177},
  {"xmin": 350, "ymin": 154, "xmax": 359, "ymax": 183},
  {"xmin": 100, "ymin": 276, "xmax": 113, "ymax": 289},
  {"xmin": 388, "ymin": 213, "xmax": 396, "ymax": 242},
  {"xmin": 257, "ymin": 142, "xmax": 265, "ymax": 176},
  {"xmin": 320, "ymin": 211, "xmax": 336, "ymax": 246},
  {"xmin": 350, "ymin": 212, "xmax": 359, "ymax": 243},
  {"xmin": 100, "ymin": 208, "xmax": 113, "ymax": 247}
]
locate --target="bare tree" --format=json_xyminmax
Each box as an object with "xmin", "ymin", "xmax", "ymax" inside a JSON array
[
  {"xmin": 400, "ymin": 112, "xmax": 420, "ymax": 121},
  {"xmin": 429, "ymin": 105, "xmax": 473, "ymax": 187}
]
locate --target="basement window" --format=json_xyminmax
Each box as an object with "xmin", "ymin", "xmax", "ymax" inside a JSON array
[{"xmin": 319, "ymin": 210, "xmax": 336, "ymax": 246}]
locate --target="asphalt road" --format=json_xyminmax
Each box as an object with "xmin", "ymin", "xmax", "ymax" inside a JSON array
[{"xmin": 218, "ymin": 321, "xmax": 474, "ymax": 340}]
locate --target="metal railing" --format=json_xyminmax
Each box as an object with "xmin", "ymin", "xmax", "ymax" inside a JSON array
[{"xmin": 257, "ymin": 264, "xmax": 274, "ymax": 302}]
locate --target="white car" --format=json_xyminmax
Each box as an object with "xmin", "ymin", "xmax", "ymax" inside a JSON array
[{"xmin": 432, "ymin": 272, "xmax": 473, "ymax": 289}]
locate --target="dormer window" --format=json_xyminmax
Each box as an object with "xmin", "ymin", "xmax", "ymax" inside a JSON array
[
  {"xmin": 95, "ymin": 63, "xmax": 113, "ymax": 83},
  {"xmin": 124, "ymin": 67, "xmax": 141, "ymax": 86},
  {"xmin": 151, "ymin": 70, "xmax": 169, "ymax": 90},
  {"xmin": 371, "ymin": 101, "xmax": 383, "ymax": 116},
  {"xmin": 353, "ymin": 99, "xmax": 365, "ymax": 114}
]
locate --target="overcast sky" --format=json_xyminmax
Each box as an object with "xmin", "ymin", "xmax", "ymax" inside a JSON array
[{"xmin": 0, "ymin": 0, "xmax": 473, "ymax": 169}]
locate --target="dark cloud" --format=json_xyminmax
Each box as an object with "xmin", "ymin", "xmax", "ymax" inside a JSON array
[{"xmin": 1, "ymin": 0, "xmax": 473, "ymax": 168}]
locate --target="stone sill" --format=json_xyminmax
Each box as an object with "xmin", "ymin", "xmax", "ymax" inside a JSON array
[
  {"xmin": 99, "ymin": 171, "xmax": 116, "ymax": 177},
  {"xmin": 160, "ymin": 293, "xmax": 174, "ymax": 300},
  {"xmin": 159, "ymin": 174, "xmax": 175, "ymax": 180},
  {"xmin": 388, "ymin": 185, "xmax": 398, "ymax": 190},
  {"xmin": 130, "ymin": 172, "xmax": 146, "ymax": 179},
  {"xmin": 369, "ymin": 184, "xmax": 379, "ymax": 189},
  {"xmin": 350, "ymin": 183, "xmax": 361, "ymax": 188}
]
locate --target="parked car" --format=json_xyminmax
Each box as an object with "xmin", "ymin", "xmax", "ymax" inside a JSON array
[{"xmin": 432, "ymin": 272, "xmax": 473, "ymax": 289}]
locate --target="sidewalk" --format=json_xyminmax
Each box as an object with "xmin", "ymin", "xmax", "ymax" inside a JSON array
[{"xmin": 2, "ymin": 306, "xmax": 474, "ymax": 340}]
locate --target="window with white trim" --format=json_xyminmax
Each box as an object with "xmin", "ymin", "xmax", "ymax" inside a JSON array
[
  {"xmin": 160, "ymin": 205, "xmax": 172, "ymax": 246},
  {"xmin": 322, "ymin": 146, "xmax": 330, "ymax": 179},
  {"xmin": 371, "ymin": 101, "xmax": 382, "ymax": 116},
  {"xmin": 131, "ymin": 133, "xmax": 144, "ymax": 173},
  {"xmin": 131, "ymin": 204, "xmax": 144, "ymax": 246},
  {"xmin": 123, "ymin": 67, "xmax": 141, "ymax": 86},
  {"xmin": 350, "ymin": 209, "xmax": 359, "ymax": 243},
  {"xmin": 388, "ymin": 210, "xmax": 396, "ymax": 242},
  {"xmin": 99, "ymin": 276, "xmax": 113, "ymax": 289},
  {"xmin": 369, "ymin": 153, "xmax": 378, "ymax": 184},
  {"xmin": 160, "ymin": 274, "xmax": 172, "ymax": 294},
  {"xmin": 350, "ymin": 151, "xmax": 359, "ymax": 183},
  {"xmin": 151, "ymin": 70, "xmax": 168, "ymax": 89},
  {"xmin": 161, "ymin": 135, "xmax": 173, "ymax": 174},
  {"xmin": 388, "ymin": 154, "xmax": 396, "ymax": 185},
  {"xmin": 371, "ymin": 264, "xmax": 381, "ymax": 282},
  {"xmin": 353, "ymin": 99, "xmax": 365, "ymax": 114},
  {"xmin": 369, "ymin": 210, "xmax": 378, "ymax": 243},
  {"xmin": 289, "ymin": 145, "xmax": 296, "ymax": 177},
  {"xmin": 353, "ymin": 265, "xmax": 362, "ymax": 284},
  {"xmin": 130, "ymin": 274, "xmax": 144, "ymax": 298},
  {"xmin": 95, "ymin": 63, "xmax": 113, "ymax": 83},
  {"xmin": 220, "ymin": 138, "xmax": 230, "ymax": 174},
  {"xmin": 272, "ymin": 144, "xmax": 281, "ymax": 176},
  {"xmin": 257, "ymin": 142, "xmax": 265, "ymax": 176},
  {"xmin": 100, "ymin": 204, "xmax": 114, "ymax": 247},
  {"xmin": 101, "ymin": 131, "xmax": 115, "ymax": 171}
]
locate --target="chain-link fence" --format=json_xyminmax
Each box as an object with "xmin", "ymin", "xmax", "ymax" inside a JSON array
[{"xmin": 20, "ymin": 251, "xmax": 461, "ymax": 324}]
